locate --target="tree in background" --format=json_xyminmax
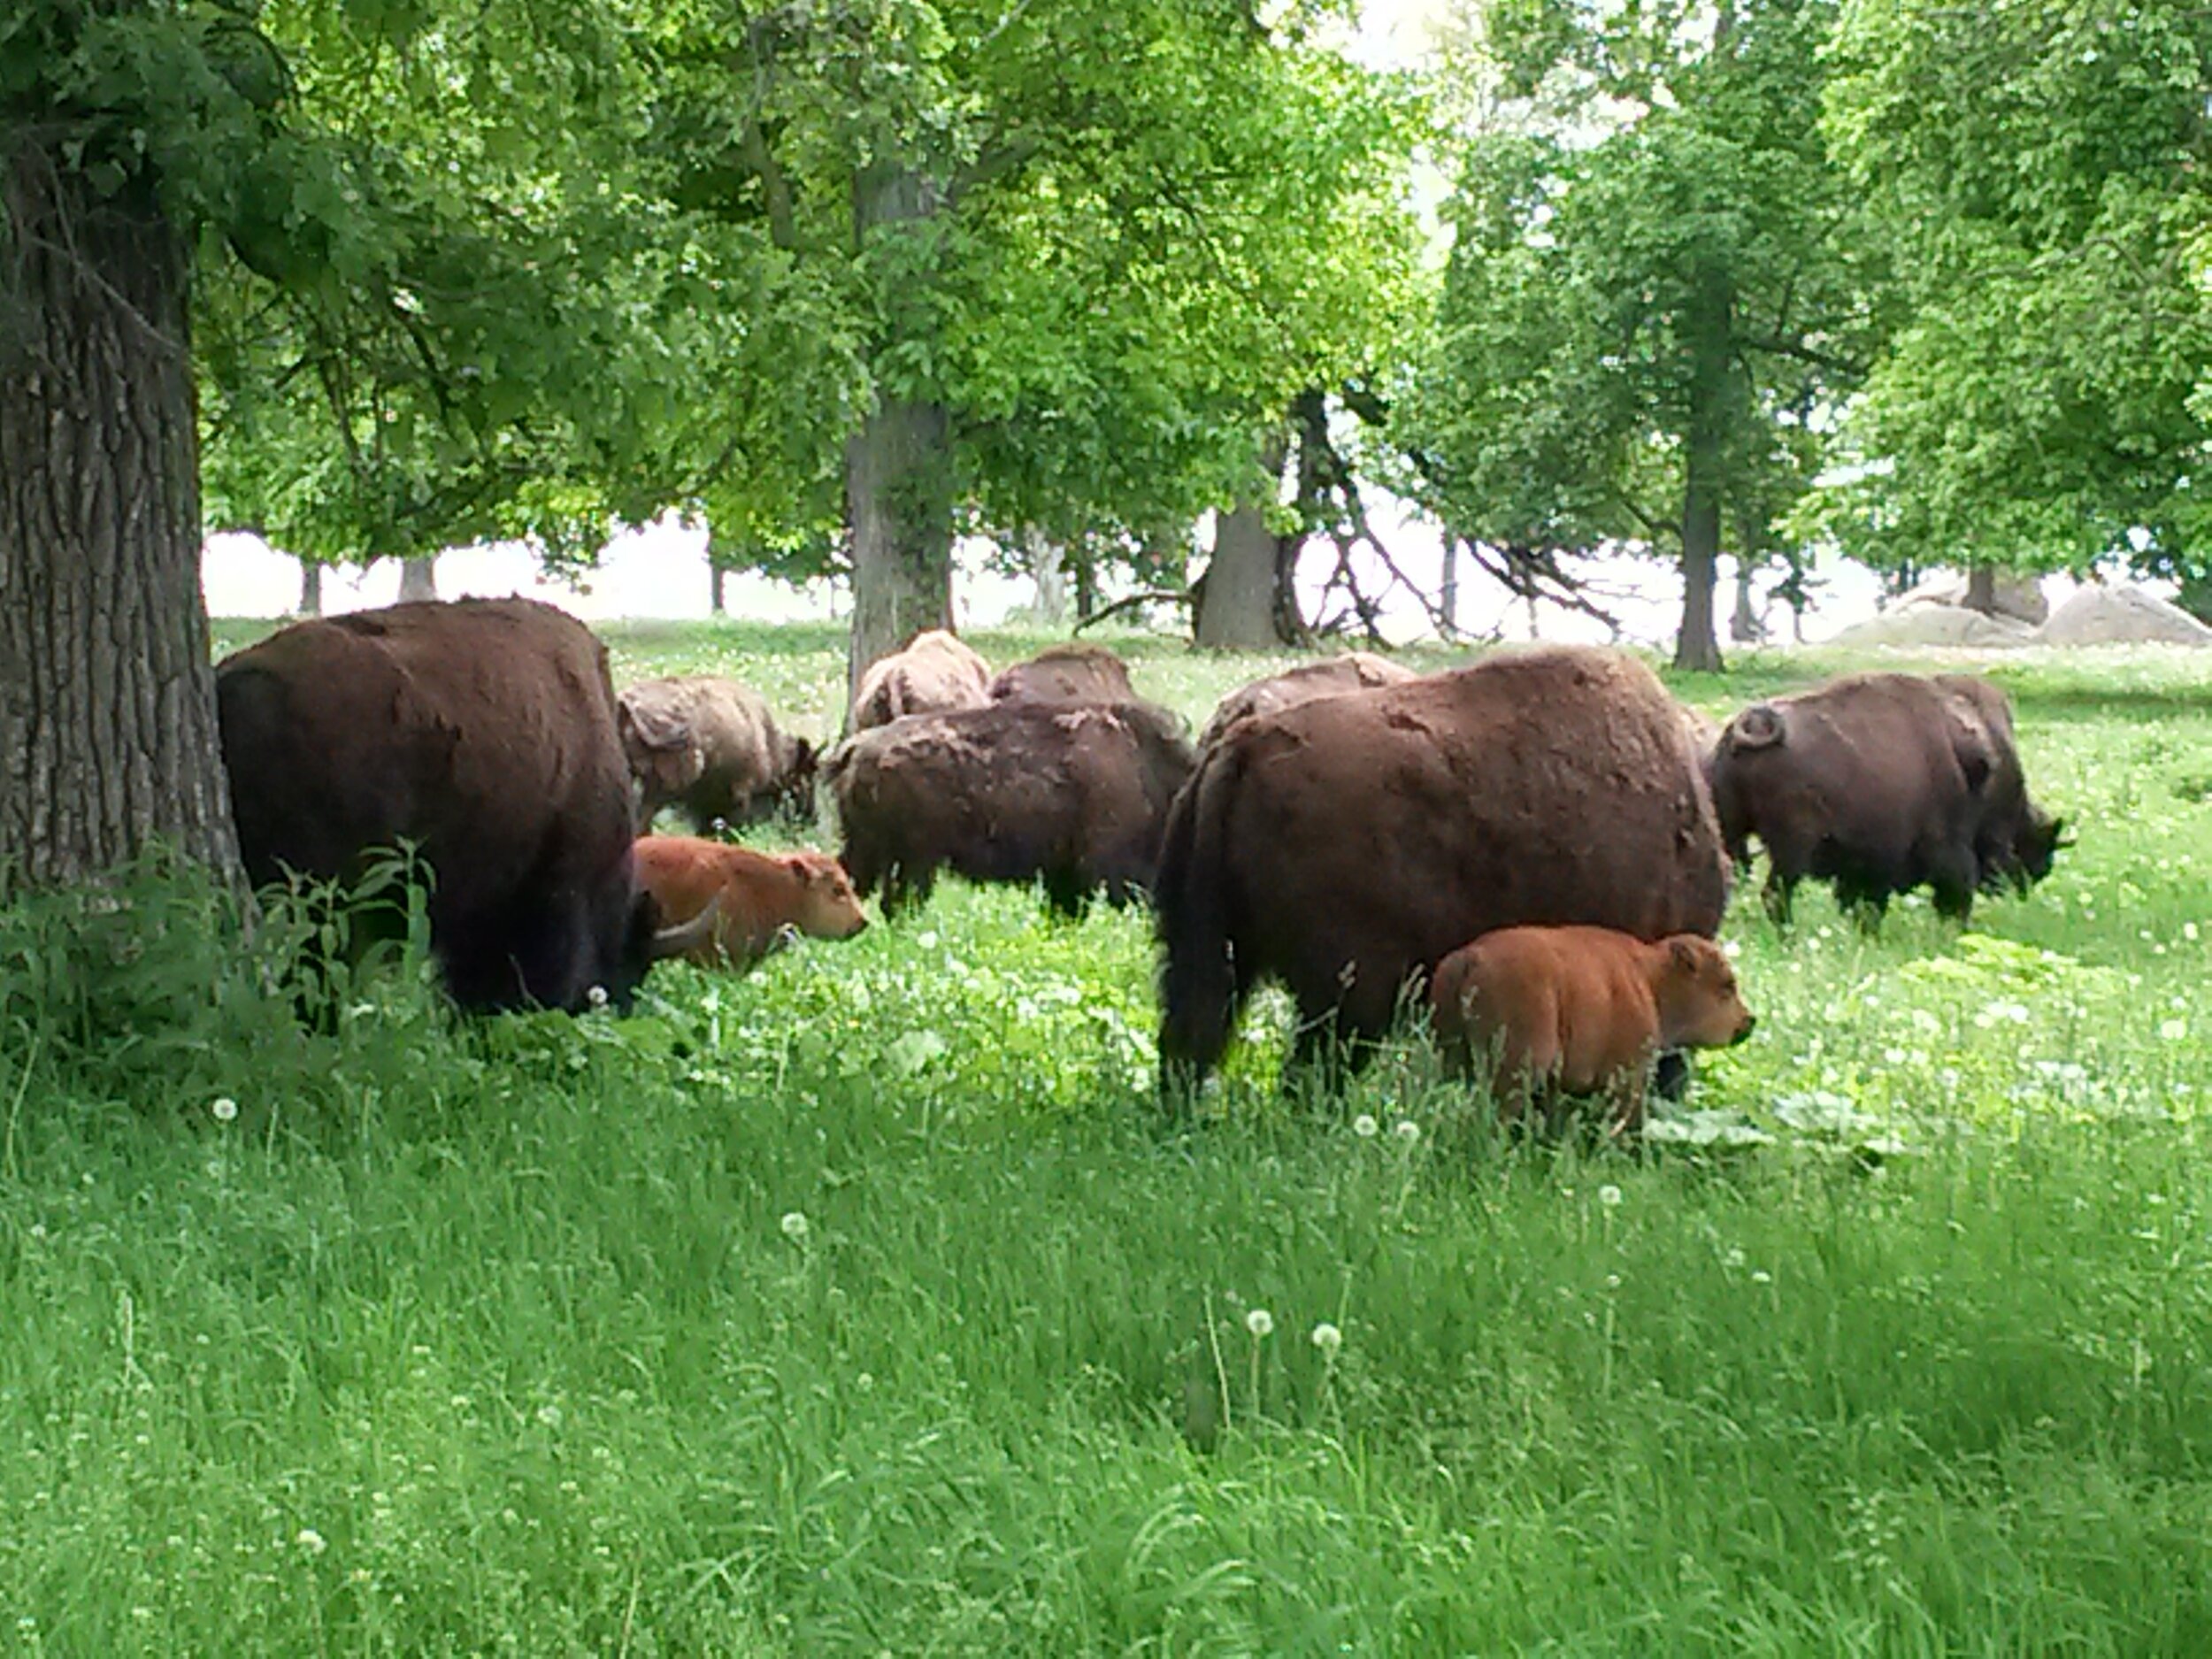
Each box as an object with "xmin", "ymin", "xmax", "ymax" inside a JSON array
[
  {"xmin": 1805, "ymin": 0, "xmax": 2211, "ymax": 614},
  {"xmin": 641, "ymin": 0, "xmax": 1422, "ymax": 693},
  {"xmin": 2, "ymin": 0, "xmax": 700, "ymax": 887},
  {"xmin": 1396, "ymin": 0, "xmax": 1885, "ymax": 669}
]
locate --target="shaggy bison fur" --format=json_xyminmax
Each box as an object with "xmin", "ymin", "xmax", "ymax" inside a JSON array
[
  {"xmin": 825, "ymin": 699, "xmax": 1197, "ymax": 916},
  {"xmin": 617, "ymin": 675, "xmax": 817, "ymax": 832},
  {"xmin": 1707, "ymin": 672, "xmax": 2065, "ymax": 925},
  {"xmin": 1196, "ymin": 652, "xmax": 1417, "ymax": 749},
  {"xmin": 988, "ymin": 642, "xmax": 1137, "ymax": 705},
  {"xmin": 848, "ymin": 629, "xmax": 992, "ymax": 733},
  {"xmin": 1154, "ymin": 646, "xmax": 1732, "ymax": 1087},
  {"xmin": 218, "ymin": 599, "xmax": 705, "ymax": 1013}
]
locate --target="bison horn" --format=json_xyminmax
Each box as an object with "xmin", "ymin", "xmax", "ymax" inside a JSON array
[{"xmin": 649, "ymin": 894, "xmax": 722, "ymax": 960}]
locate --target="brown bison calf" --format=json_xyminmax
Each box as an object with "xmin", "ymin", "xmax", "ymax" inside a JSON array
[
  {"xmin": 988, "ymin": 642, "xmax": 1137, "ymax": 704},
  {"xmin": 632, "ymin": 836, "xmax": 867, "ymax": 971},
  {"xmin": 825, "ymin": 700, "xmax": 1197, "ymax": 916},
  {"xmin": 617, "ymin": 676, "xmax": 817, "ymax": 832},
  {"xmin": 1430, "ymin": 926, "xmax": 1755, "ymax": 1135},
  {"xmin": 848, "ymin": 629, "xmax": 992, "ymax": 733}
]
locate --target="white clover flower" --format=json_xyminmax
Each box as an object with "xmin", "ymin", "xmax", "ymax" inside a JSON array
[
  {"xmin": 1598, "ymin": 1184, "xmax": 1623, "ymax": 1208},
  {"xmin": 1750, "ymin": 1270, "xmax": 1772, "ymax": 1286},
  {"xmin": 1244, "ymin": 1308, "xmax": 1274, "ymax": 1339},
  {"xmin": 780, "ymin": 1210, "xmax": 810, "ymax": 1243},
  {"xmin": 2160, "ymin": 1018, "xmax": 2188, "ymax": 1042},
  {"xmin": 210, "ymin": 1096, "xmax": 238, "ymax": 1124},
  {"xmin": 1604, "ymin": 1273, "xmax": 1622, "ymax": 1290},
  {"xmin": 1393, "ymin": 1119, "xmax": 1420, "ymax": 1144},
  {"xmin": 2185, "ymin": 922, "xmax": 2200, "ymax": 942},
  {"xmin": 296, "ymin": 1527, "xmax": 326, "ymax": 1557},
  {"xmin": 586, "ymin": 985, "xmax": 609, "ymax": 1010},
  {"xmin": 1352, "ymin": 1114, "xmax": 1379, "ymax": 1139},
  {"xmin": 535, "ymin": 1404, "xmax": 563, "ymax": 1429},
  {"xmin": 1723, "ymin": 1246, "xmax": 1747, "ymax": 1270},
  {"xmin": 1310, "ymin": 1322, "xmax": 1342, "ymax": 1356}
]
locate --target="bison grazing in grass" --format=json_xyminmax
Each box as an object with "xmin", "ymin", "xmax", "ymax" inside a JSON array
[
  {"xmin": 617, "ymin": 676, "xmax": 817, "ymax": 833},
  {"xmin": 987, "ymin": 642, "xmax": 1137, "ymax": 705},
  {"xmin": 632, "ymin": 836, "xmax": 867, "ymax": 972},
  {"xmin": 847, "ymin": 629, "xmax": 992, "ymax": 733},
  {"xmin": 1196, "ymin": 651, "xmax": 1417, "ymax": 750},
  {"xmin": 217, "ymin": 598, "xmax": 710, "ymax": 1014},
  {"xmin": 1154, "ymin": 646, "xmax": 1731, "ymax": 1090},
  {"xmin": 825, "ymin": 699, "xmax": 1197, "ymax": 917},
  {"xmin": 1707, "ymin": 672, "xmax": 2065, "ymax": 926},
  {"xmin": 1430, "ymin": 926, "xmax": 1755, "ymax": 1138}
]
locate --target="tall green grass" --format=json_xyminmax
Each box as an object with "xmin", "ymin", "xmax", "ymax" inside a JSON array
[{"xmin": 3, "ymin": 627, "xmax": 2207, "ymax": 1653}]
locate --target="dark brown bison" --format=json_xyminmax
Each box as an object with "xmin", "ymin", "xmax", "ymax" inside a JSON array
[
  {"xmin": 217, "ymin": 599, "xmax": 710, "ymax": 1013},
  {"xmin": 988, "ymin": 642, "xmax": 1137, "ymax": 705},
  {"xmin": 1155, "ymin": 646, "xmax": 1731, "ymax": 1087},
  {"xmin": 825, "ymin": 700, "xmax": 1197, "ymax": 915},
  {"xmin": 1707, "ymin": 672, "xmax": 2064, "ymax": 925},
  {"xmin": 617, "ymin": 676, "xmax": 817, "ymax": 832},
  {"xmin": 1196, "ymin": 652, "xmax": 1418, "ymax": 749},
  {"xmin": 848, "ymin": 629, "xmax": 992, "ymax": 733}
]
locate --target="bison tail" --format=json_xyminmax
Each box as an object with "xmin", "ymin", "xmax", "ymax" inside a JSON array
[
  {"xmin": 1153, "ymin": 738, "xmax": 1248, "ymax": 1100},
  {"xmin": 1724, "ymin": 703, "xmax": 1786, "ymax": 752}
]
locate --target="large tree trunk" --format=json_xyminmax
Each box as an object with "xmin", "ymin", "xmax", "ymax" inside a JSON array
[
  {"xmin": 1195, "ymin": 434, "xmax": 1298, "ymax": 649},
  {"xmin": 1963, "ymin": 562, "xmax": 1998, "ymax": 614},
  {"xmin": 1673, "ymin": 272, "xmax": 1732, "ymax": 673},
  {"xmin": 0, "ymin": 150, "xmax": 240, "ymax": 889},
  {"xmin": 844, "ymin": 164, "xmax": 955, "ymax": 709},
  {"xmin": 710, "ymin": 561, "xmax": 729, "ymax": 616},
  {"xmin": 1439, "ymin": 533, "xmax": 1459, "ymax": 634},
  {"xmin": 296, "ymin": 556, "xmax": 323, "ymax": 617},
  {"xmin": 398, "ymin": 555, "xmax": 437, "ymax": 603},
  {"xmin": 1729, "ymin": 557, "xmax": 1765, "ymax": 643},
  {"xmin": 1025, "ymin": 527, "xmax": 1067, "ymax": 625}
]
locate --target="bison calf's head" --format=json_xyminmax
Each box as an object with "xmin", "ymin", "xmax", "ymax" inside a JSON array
[
  {"xmin": 784, "ymin": 851, "xmax": 869, "ymax": 940},
  {"xmin": 1657, "ymin": 936, "xmax": 1756, "ymax": 1051}
]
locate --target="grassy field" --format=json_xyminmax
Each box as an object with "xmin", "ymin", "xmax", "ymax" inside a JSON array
[{"xmin": 5, "ymin": 621, "xmax": 2212, "ymax": 1653}]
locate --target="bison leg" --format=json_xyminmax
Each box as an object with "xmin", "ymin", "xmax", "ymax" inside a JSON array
[
  {"xmin": 1652, "ymin": 1049, "xmax": 1693, "ymax": 1102},
  {"xmin": 1760, "ymin": 866, "xmax": 1797, "ymax": 926},
  {"xmin": 1041, "ymin": 867, "xmax": 1092, "ymax": 919},
  {"xmin": 1925, "ymin": 843, "xmax": 1978, "ymax": 924}
]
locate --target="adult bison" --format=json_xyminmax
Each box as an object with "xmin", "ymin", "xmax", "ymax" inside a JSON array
[
  {"xmin": 988, "ymin": 642, "xmax": 1137, "ymax": 705},
  {"xmin": 1196, "ymin": 651, "xmax": 1417, "ymax": 749},
  {"xmin": 1155, "ymin": 646, "xmax": 1731, "ymax": 1088},
  {"xmin": 847, "ymin": 629, "xmax": 992, "ymax": 733},
  {"xmin": 217, "ymin": 599, "xmax": 709, "ymax": 1013},
  {"xmin": 1707, "ymin": 672, "xmax": 2064, "ymax": 925},
  {"xmin": 617, "ymin": 675, "xmax": 816, "ymax": 832},
  {"xmin": 825, "ymin": 700, "xmax": 1197, "ymax": 916}
]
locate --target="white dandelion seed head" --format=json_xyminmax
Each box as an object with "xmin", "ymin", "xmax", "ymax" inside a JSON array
[
  {"xmin": 1244, "ymin": 1308, "xmax": 1274, "ymax": 1339},
  {"xmin": 1598, "ymin": 1184, "xmax": 1623, "ymax": 1208},
  {"xmin": 780, "ymin": 1210, "xmax": 810, "ymax": 1243},
  {"xmin": 1393, "ymin": 1119, "xmax": 1420, "ymax": 1143},
  {"xmin": 586, "ymin": 985, "xmax": 609, "ymax": 1010},
  {"xmin": 1310, "ymin": 1322, "xmax": 1342, "ymax": 1356},
  {"xmin": 1352, "ymin": 1114, "xmax": 1379, "ymax": 1139},
  {"xmin": 210, "ymin": 1096, "xmax": 238, "ymax": 1123}
]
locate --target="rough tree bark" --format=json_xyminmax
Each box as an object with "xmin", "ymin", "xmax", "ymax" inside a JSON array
[
  {"xmin": 1195, "ymin": 432, "xmax": 1297, "ymax": 649},
  {"xmin": 296, "ymin": 556, "xmax": 323, "ymax": 617},
  {"xmin": 1439, "ymin": 533, "xmax": 1459, "ymax": 635},
  {"xmin": 1024, "ymin": 527, "xmax": 1066, "ymax": 625},
  {"xmin": 0, "ymin": 149, "xmax": 240, "ymax": 889},
  {"xmin": 844, "ymin": 163, "xmax": 955, "ymax": 709},
  {"xmin": 1963, "ymin": 562, "xmax": 1998, "ymax": 614},
  {"xmin": 710, "ymin": 561, "xmax": 729, "ymax": 616},
  {"xmin": 1673, "ymin": 270, "xmax": 1732, "ymax": 673},
  {"xmin": 398, "ymin": 555, "xmax": 437, "ymax": 603},
  {"xmin": 1730, "ymin": 557, "xmax": 1765, "ymax": 643}
]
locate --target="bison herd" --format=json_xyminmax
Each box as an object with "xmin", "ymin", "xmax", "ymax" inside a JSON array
[{"xmin": 212, "ymin": 596, "xmax": 2067, "ymax": 1133}]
